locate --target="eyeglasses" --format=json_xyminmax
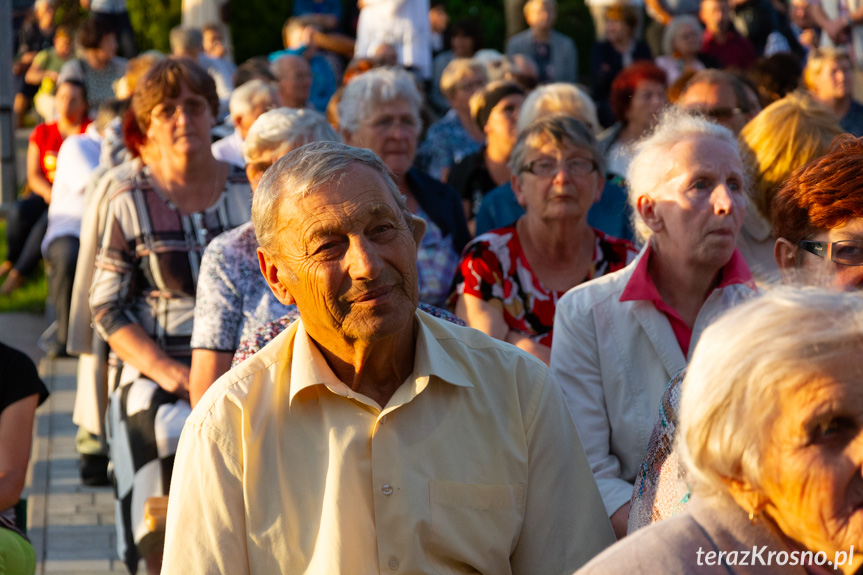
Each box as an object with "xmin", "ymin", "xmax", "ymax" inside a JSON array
[
  {"xmin": 799, "ymin": 239, "xmax": 863, "ymax": 266},
  {"xmin": 365, "ymin": 116, "xmax": 419, "ymax": 133},
  {"xmin": 151, "ymin": 97, "xmax": 209, "ymax": 123},
  {"xmin": 686, "ymin": 106, "xmax": 743, "ymax": 122},
  {"xmin": 521, "ymin": 157, "xmax": 597, "ymax": 178}
]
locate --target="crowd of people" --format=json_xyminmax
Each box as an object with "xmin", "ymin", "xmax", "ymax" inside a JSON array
[{"xmin": 4, "ymin": 0, "xmax": 863, "ymax": 573}]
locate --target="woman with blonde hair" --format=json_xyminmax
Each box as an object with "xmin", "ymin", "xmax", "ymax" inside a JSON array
[
  {"xmin": 803, "ymin": 47, "xmax": 863, "ymax": 136},
  {"xmin": 416, "ymin": 58, "xmax": 487, "ymax": 181},
  {"xmin": 736, "ymin": 91, "xmax": 842, "ymax": 282}
]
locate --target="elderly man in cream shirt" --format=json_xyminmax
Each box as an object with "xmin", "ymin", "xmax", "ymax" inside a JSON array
[{"xmin": 161, "ymin": 142, "xmax": 614, "ymax": 574}]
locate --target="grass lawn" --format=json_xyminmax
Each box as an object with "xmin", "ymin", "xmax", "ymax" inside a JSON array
[{"xmin": 0, "ymin": 218, "xmax": 48, "ymax": 314}]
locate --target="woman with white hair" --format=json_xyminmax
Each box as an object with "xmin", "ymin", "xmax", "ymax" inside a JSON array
[
  {"xmin": 188, "ymin": 107, "xmax": 339, "ymax": 406},
  {"xmin": 338, "ymin": 66, "xmax": 469, "ymax": 308},
  {"xmin": 654, "ymin": 15, "xmax": 713, "ymax": 85},
  {"xmin": 211, "ymin": 79, "xmax": 280, "ymax": 168},
  {"xmin": 416, "ymin": 58, "xmax": 487, "ymax": 181},
  {"xmin": 579, "ymin": 288, "xmax": 863, "ymax": 574},
  {"xmin": 551, "ymin": 109, "xmax": 756, "ymax": 539}
]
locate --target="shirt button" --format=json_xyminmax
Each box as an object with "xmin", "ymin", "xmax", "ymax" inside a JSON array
[
  {"xmin": 380, "ymin": 415, "xmax": 387, "ymax": 424},
  {"xmin": 388, "ymin": 557, "xmax": 400, "ymax": 570},
  {"xmin": 382, "ymin": 484, "xmax": 393, "ymax": 496}
]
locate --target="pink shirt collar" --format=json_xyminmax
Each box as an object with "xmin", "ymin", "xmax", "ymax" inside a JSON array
[{"xmin": 620, "ymin": 244, "xmax": 754, "ymax": 304}]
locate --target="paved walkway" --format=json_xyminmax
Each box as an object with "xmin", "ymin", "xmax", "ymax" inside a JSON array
[{"xmin": 1, "ymin": 312, "xmax": 132, "ymax": 574}]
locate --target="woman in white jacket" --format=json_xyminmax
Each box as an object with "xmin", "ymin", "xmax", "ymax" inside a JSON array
[{"xmin": 550, "ymin": 108, "xmax": 757, "ymax": 539}]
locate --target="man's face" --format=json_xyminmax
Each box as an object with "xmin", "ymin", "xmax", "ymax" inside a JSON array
[
  {"xmin": 700, "ymin": 0, "xmax": 730, "ymax": 34},
  {"xmin": 262, "ymin": 163, "xmax": 421, "ymax": 345},
  {"xmin": 679, "ymin": 81, "xmax": 747, "ymax": 134},
  {"xmin": 203, "ymin": 29, "xmax": 225, "ymax": 59},
  {"xmin": 525, "ymin": 1, "xmax": 556, "ymax": 32},
  {"xmin": 276, "ymin": 57, "xmax": 312, "ymax": 109}
]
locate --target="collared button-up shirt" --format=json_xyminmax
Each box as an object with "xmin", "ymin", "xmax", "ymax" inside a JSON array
[
  {"xmin": 162, "ymin": 310, "xmax": 614, "ymax": 574},
  {"xmin": 619, "ymin": 245, "xmax": 754, "ymax": 356}
]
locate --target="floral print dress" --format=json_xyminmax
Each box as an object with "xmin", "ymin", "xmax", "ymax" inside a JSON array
[{"xmin": 449, "ymin": 224, "xmax": 636, "ymax": 347}]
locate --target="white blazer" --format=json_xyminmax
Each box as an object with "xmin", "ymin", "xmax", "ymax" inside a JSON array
[{"xmin": 550, "ymin": 248, "xmax": 756, "ymax": 516}]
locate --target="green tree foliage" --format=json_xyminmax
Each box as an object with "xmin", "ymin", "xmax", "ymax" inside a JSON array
[
  {"xmin": 127, "ymin": 0, "xmax": 181, "ymax": 53},
  {"xmin": 227, "ymin": 0, "xmax": 293, "ymax": 64},
  {"xmin": 122, "ymin": 0, "xmax": 592, "ymax": 80}
]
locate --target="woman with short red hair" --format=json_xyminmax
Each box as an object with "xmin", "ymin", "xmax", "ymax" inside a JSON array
[
  {"xmin": 774, "ymin": 135, "xmax": 863, "ymax": 290},
  {"xmin": 598, "ymin": 61, "xmax": 667, "ymax": 181}
]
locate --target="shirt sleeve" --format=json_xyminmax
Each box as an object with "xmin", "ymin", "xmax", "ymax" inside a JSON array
[
  {"xmin": 453, "ymin": 236, "xmax": 506, "ymax": 304},
  {"xmin": 191, "ymin": 238, "xmax": 245, "ymax": 352},
  {"xmin": 162, "ymin": 416, "xmax": 250, "ymax": 575},
  {"xmin": 511, "ymin": 365, "xmax": 616, "ymax": 573},
  {"xmin": 89, "ymin": 190, "xmax": 139, "ymax": 340},
  {"xmin": 550, "ymin": 292, "xmax": 636, "ymax": 516}
]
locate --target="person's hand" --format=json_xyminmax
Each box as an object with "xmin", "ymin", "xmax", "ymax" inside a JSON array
[
  {"xmin": 301, "ymin": 25, "xmax": 316, "ymax": 48},
  {"xmin": 823, "ymin": 17, "xmax": 850, "ymax": 42},
  {"xmin": 799, "ymin": 28, "xmax": 819, "ymax": 48},
  {"xmin": 610, "ymin": 502, "xmax": 631, "ymax": 540},
  {"xmin": 504, "ymin": 332, "xmax": 552, "ymax": 365},
  {"xmin": 153, "ymin": 358, "xmax": 191, "ymax": 400},
  {"xmin": 45, "ymin": 70, "xmax": 59, "ymax": 83}
]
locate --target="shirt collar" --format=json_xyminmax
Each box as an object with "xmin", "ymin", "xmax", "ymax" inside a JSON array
[
  {"xmin": 620, "ymin": 244, "xmax": 754, "ymax": 303},
  {"xmin": 288, "ymin": 312, "xmax": 473, "ymax": 408}
]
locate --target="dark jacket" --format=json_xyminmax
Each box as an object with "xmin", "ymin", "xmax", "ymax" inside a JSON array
[{"xmin": 406, "ymin": 168, "xmax": 471, "ymax": 254}]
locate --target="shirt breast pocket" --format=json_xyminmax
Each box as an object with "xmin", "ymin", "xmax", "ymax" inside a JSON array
[{"xmin": 427, "ymin": 479, "xmax": 525, "ymax": 575}]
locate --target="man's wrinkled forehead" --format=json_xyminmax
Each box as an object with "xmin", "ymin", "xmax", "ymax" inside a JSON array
[{"xmin": 277, "ymin": 173, "xmax": 402, "ymax": 237}]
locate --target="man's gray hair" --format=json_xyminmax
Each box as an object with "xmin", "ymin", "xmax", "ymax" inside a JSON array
[
  {"xmin": 626, "ymin": 107, "xmax": 742, "ymax": 243},
  {"xmin": 253, "ymin": 142, "xmax": 411, "ymax": 253},
  {"xmin": 337, "ymin": 67, "xmax": 422, "ymax": 134},
  {"xmin": 169, "ymin": 26, "xmax": 204, "ymax": 56},
  {"xmin": 243, "ymin": 107, "xmax": 341, "ymax": 164},
  {"xmin": 229, "ymin": 79, "xmax": 279, "ymax": 120},
  {"xmin": 678, "ymin": 287, "xmax": 863, "ymax": 502},
  {"xmin": 509, "ymin": 114, "xmax": 604, "ymax": 181}
]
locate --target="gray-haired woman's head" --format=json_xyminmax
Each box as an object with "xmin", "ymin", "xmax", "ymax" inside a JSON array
[
  {"xmin": 337, "ymin": 67, "xmax": 422, "ymax": 135},
  {"xmin": 626, "ymin": 107, "xmax": 742, "ymax": 243}
]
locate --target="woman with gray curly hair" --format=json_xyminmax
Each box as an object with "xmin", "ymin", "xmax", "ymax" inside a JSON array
[
  {"xmin": 188, "ymin": 107, "xmax": 340, "ymax": 406},
  {"xmin": 550, "ymin": 108, "xmax": 756, "ymax": 539},
  {"xmin": 579, "ymin": 287, "xmax": 863, "ymax": 574},
  {"xmin": 339, "ymin": 66, "xmax": 469, "ymax": 307}
]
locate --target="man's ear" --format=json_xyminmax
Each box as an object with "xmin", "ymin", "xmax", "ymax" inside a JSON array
[
  {"xmin": 637, "ymin": 194, "xmax": 663, "ymax": 234},
  {"xmin": 258, "ymin": 246, "xmax": 296, "ymax": 306},
  {"xmin": 410, "ymin": 215, "xmax": 427, "ymax": 248},
  {"xmin": 774, "ymin": 237, "xmax": 799, "ymax": 284}
]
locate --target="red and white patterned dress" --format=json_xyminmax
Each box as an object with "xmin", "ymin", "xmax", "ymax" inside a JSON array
[{"xmin": 449, "ymin": 224, "xmax": 636, "ymax": 347}]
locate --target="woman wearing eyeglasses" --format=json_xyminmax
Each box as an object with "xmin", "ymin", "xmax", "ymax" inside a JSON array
[
  {"xmin": 774, "ymin": 135, "xmax": 863, "ymax": 289},
  {"xmin": 551, "ymin": 109, "xmax": 757, "ymax": 539},
  {"xmin": 89, "ymin": 57, "xmax": 251, "ymax": 575},
  {"xmin": 449, "ymin": 114, "xmax": 636, "ymax": 365}
]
